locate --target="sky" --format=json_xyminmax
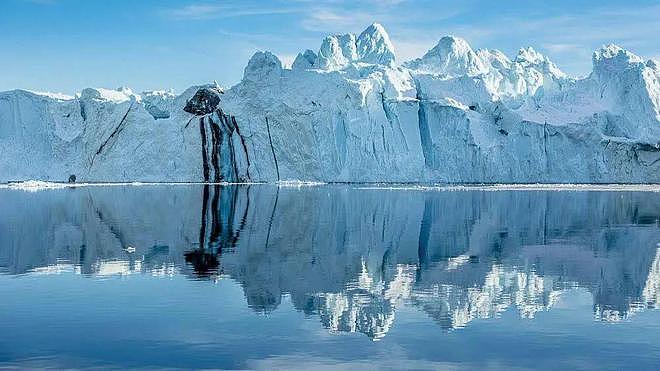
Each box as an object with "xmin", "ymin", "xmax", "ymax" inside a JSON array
[{"xmin": 1, "ymin": 0, "xmax": 658, "ymax": 95}]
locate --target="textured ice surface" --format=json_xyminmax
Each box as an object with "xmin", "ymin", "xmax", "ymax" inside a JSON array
[{"xmin": 0, "ymin": 23, "xmax": 658, "ymax": 183}]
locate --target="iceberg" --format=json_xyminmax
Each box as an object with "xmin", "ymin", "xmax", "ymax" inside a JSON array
[{"xmin": 0, "ymin": 23, "xmax": 658, "ymax": 183}]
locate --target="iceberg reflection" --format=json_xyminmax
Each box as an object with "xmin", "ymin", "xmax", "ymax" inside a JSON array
[{"xmin": 0, "ymin": 184, "xmax": 658, "ymax": 339}]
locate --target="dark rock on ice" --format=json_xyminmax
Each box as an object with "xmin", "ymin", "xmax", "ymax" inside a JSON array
[{"xmin": 184, "ymin": 87, "xmax": 223, "ymax": 115}]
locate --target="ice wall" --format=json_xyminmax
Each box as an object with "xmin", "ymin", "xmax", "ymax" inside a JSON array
[{"xmin": 0, "ymin": 23, "xmax": 658, "ymax": 183}]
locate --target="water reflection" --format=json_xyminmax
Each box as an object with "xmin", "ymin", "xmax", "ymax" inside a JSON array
[{"xmin": 0, "ymin": 185, "xmax": 658, "ymax": 340}]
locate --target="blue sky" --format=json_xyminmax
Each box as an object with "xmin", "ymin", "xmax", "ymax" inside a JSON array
[{"xmin": 1, "ymin": 0, "xmax": 658, "ymax": 94}]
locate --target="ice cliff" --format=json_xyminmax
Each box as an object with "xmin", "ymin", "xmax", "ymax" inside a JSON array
[{"xmin": 1, "ymin": 23, "xmax": 658, "ymax": 183}]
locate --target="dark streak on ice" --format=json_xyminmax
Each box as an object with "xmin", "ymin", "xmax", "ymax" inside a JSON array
[
  {"xmin": 200, "ymin": 117, "xmax": 210, "ymax": 182},
  {"xmin": 232, "ymin": 116, "xmax": 251, "ymax": 180},
  {"xmin": 79, "ymin": 100, "xmax": 87, "ymax": 121},
  {"xmin": 209, "ymin": 117, "xmax": 222, "ymax": 182},
  {"xmin": 90, "ymin": 102, "xmax": 133, "ymax": 166},
  {"xmin": 184, "ymin": 116, "xmax": 195, "ymax": 129},
  {"xmin": 417, "ymin": 99, "xmax": 432, "ymax": 168},
  {"xmin": 265, "ymin": 117, "xmax": 280, "ymax": 181}
]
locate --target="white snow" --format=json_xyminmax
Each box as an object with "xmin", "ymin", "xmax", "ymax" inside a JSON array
[
  {"xmin": 80, "ymin": 87, "xmax": 140, "ymax": 103},
  {"xmin": 26, "ymin": 90, "xmax": 75, "ymax": 101},
  {"xmin": 356, "ymin": 23, "xmax": 396, "ymax": 66},
  {"xmin": 276, "ymin": 180, "xmax": 327, "ymax": 187},
  {"xmin": 4, "ymin": 180, "xmax": 71, "ymax": 192},
  {"xmin": 405, "ymin": 36, "xmax": 488, "ymax": 77}
]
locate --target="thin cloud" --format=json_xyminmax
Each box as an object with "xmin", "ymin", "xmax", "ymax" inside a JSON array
[
  {"xmin": 391, "ymin": 37, "xmax": 436, "ymax": 62},
  {"xmin": 300, "ymin": 8, "xmax": 388, "ymax": 32},
  {"xmin": 163, "ymin": 2, "xmax": 301, "ymax": 20},
  {"xmin": 166, "ymin": 4, "xmax": 219, "ymax": 19},
  {"xmin": 298, "ymin": 1, "xmax": 465, "ymax": 34},
  {"xmin": 542, "ymin": 43, "xmax": 584, "ymax": 54},
  {"xmin": 19, "ymin": 0, "xmax": 57, "ymax": 4}
]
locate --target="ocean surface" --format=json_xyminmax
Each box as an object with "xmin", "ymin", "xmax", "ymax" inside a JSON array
[{"xmin": 0, "ymin": 184, "xmax": 659, "ymax": 370}]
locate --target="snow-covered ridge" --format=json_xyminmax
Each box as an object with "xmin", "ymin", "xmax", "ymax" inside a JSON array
[{"xmin": 0, "ymin": 23, "xmax": 658, "ymax": 183}]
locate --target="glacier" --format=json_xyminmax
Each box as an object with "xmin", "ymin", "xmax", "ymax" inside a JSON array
[{"xmin": 0, "ymin": 23, "xmax": 658, "ymax": 183}]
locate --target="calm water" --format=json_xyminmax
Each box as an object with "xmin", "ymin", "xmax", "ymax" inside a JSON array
[{"xmin": 0, "ymin": 184, "xmax": 659, "ymax": 370}]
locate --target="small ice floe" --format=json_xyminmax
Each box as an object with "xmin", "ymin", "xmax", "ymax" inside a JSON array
[
  {"xmin": 124, "ymin": 246, "xmax": 136, "ymax": 254},
  {"xmin": 5, "ymin": 180, "xmax": 71, "ymax": 192},
  {"xmin": 277, "ymin": 179, "xmax": 326, "ymax": 187}
]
